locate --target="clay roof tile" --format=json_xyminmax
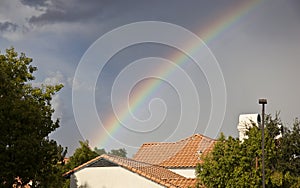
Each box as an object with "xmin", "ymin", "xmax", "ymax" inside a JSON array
[{"xmin": 133, "ymin": 134, "xmax": 216, "ymax": 168}]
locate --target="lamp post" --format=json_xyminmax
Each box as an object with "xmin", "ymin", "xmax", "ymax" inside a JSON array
[{"xmin": 259, "ymin": 98, "xmax": 267, "ymax": 188}]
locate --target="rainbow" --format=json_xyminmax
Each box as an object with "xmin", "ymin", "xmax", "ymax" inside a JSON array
[{"xmin": 93, "ymin": 0, "xmax": 262, "ymax": 149}]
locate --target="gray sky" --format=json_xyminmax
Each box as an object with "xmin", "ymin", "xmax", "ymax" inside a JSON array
[{"xmin": 1, "ymin": 0, "xmax": 300, "ymax": 157}]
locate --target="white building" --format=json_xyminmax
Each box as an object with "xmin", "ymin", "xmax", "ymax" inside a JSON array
[{"xmin": 237, "ymin": 113, "xmax": 261, "ymax": 141}]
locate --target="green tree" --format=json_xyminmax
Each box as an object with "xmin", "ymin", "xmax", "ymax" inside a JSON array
[
  {"xmin": 93, "ymin": 147, "xmax": 127, "ymax": 157},
  {"xmin": 0, "ymin": 48, "xmax": 66, "ymax": 187},
  {"xmin": 276, "ymin": 118, "xmax": 300, "ymax": 187},
  {"xmin": 94, "ymin": 147, "xmax": 106, "ymax": 155},
  {"xmin": 64, "ymin": 140, "xmax": 99, "ymax": 171},
  {"xmin": 108, "ymin": 148, "xmax": 127, "ymax": 157},
  {"xmin": 197, "ymin": 114, "xmax": 300, "ymax": 188}
]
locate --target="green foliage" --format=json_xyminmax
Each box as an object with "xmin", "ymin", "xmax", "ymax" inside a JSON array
[
  {"xmin": 108, "ymin": 148, "xmax": 127, "ymax": 157},
  {"xmin": 276, "ymin": 117, "xmax": 300, "ymax": 187},
  {"xmin": 94, "ymin": 147, "xmax": 106, "ymax": 155},
  {"xmin": 0, "ymin": 48, "xmax": 66, "ymax": 187},
  {"xmin": 197, "ymin": 114, "xmax": 300, "ymax": 188},
  {"xmin": 64, "ymin": 141, "xmax": 98, "ymax": 171},
  {"xmin": 94, "ymin": 147, "xmax": 127, "ymax": 157}
]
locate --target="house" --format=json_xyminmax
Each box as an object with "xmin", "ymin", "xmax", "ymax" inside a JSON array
[{"xmin": 63, "ymin": 134, "xmax": 216, "ymax": 188}]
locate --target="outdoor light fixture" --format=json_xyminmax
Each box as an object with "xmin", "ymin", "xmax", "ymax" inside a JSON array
[{"xmin": 259, "ymin": 98, "xmax": 267, "ymax": 188}]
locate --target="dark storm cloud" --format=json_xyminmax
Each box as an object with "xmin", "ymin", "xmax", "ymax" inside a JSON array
[
  {"xmin": 23, "ymin": 0, "xmax": 132, "ymax": 25},
  {"xmin": 0, "ymin": 21, "xmax": 18, "ymax": 32}
]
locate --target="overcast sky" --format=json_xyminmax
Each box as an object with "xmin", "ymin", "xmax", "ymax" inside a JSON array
[{"xmin": 1, "ymin": 0, "xmax": 300, "ymax": 157}]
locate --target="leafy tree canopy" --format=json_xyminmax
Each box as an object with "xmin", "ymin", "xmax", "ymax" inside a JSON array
[
  {"xmin": 94, "ymin": 147, "xmax": 106, "ymax": 156},
  {"xmin": 197, "ymin": 114, "xmax": 300, "ymax": 188},
  {"xmin": 0, "ymin": 48, "xmax": 66, "ymax": 187},
  {"xmin": 94, "ymin": 147, "xmax": 127, "ymax": 158},
  {"xmin": 108, "ymin": 148, "xmax": 127, "ymax": 157},
  {"xmin": 64, "ymin": 140, "xmax": 99, "ymax": 171}
]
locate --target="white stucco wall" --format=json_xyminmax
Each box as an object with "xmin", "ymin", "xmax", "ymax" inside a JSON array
[
  {"xmin": 237, "ymin": 114, "xmax": 260, "ymax": 141},
  {"xmin": 70, "ymin": 167, "xmax": 164, "ymax": 188},
  {"xmin": 169, "ymin": 168, "xmax": 195, "ymax": 178}
]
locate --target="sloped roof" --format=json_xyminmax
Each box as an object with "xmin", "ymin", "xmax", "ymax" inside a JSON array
[
  {"xmin": 133, "ymin": 134, "xmax": 216, "ymax": 168},
  {"xmin": 168, "ymin": 178, "xmax": 200, "ymax": 188},
  {"xmin": 62, "ymin": 155, "xmax": 104, "ymax": 177},
  {"xmin": 63, "ymin": 154, "xmax": 197, "ymax": 188}
]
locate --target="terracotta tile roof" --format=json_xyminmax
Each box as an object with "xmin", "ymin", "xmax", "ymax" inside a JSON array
[
  {"xmin": 63, "ymin": 154, "xmax": 197, "ymax": 188},
  {"xmin": 133, "ymin": 134, "xmax": 216, "ymax": 168},
  {"xmin": 168, "ymin": 178, "xmax": 200, "ymax": 188}
]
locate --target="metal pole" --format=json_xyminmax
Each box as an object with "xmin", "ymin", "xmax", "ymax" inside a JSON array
[{"xmin": 259, "ymin": 99, "xmax": 267, "ymax": 188}]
